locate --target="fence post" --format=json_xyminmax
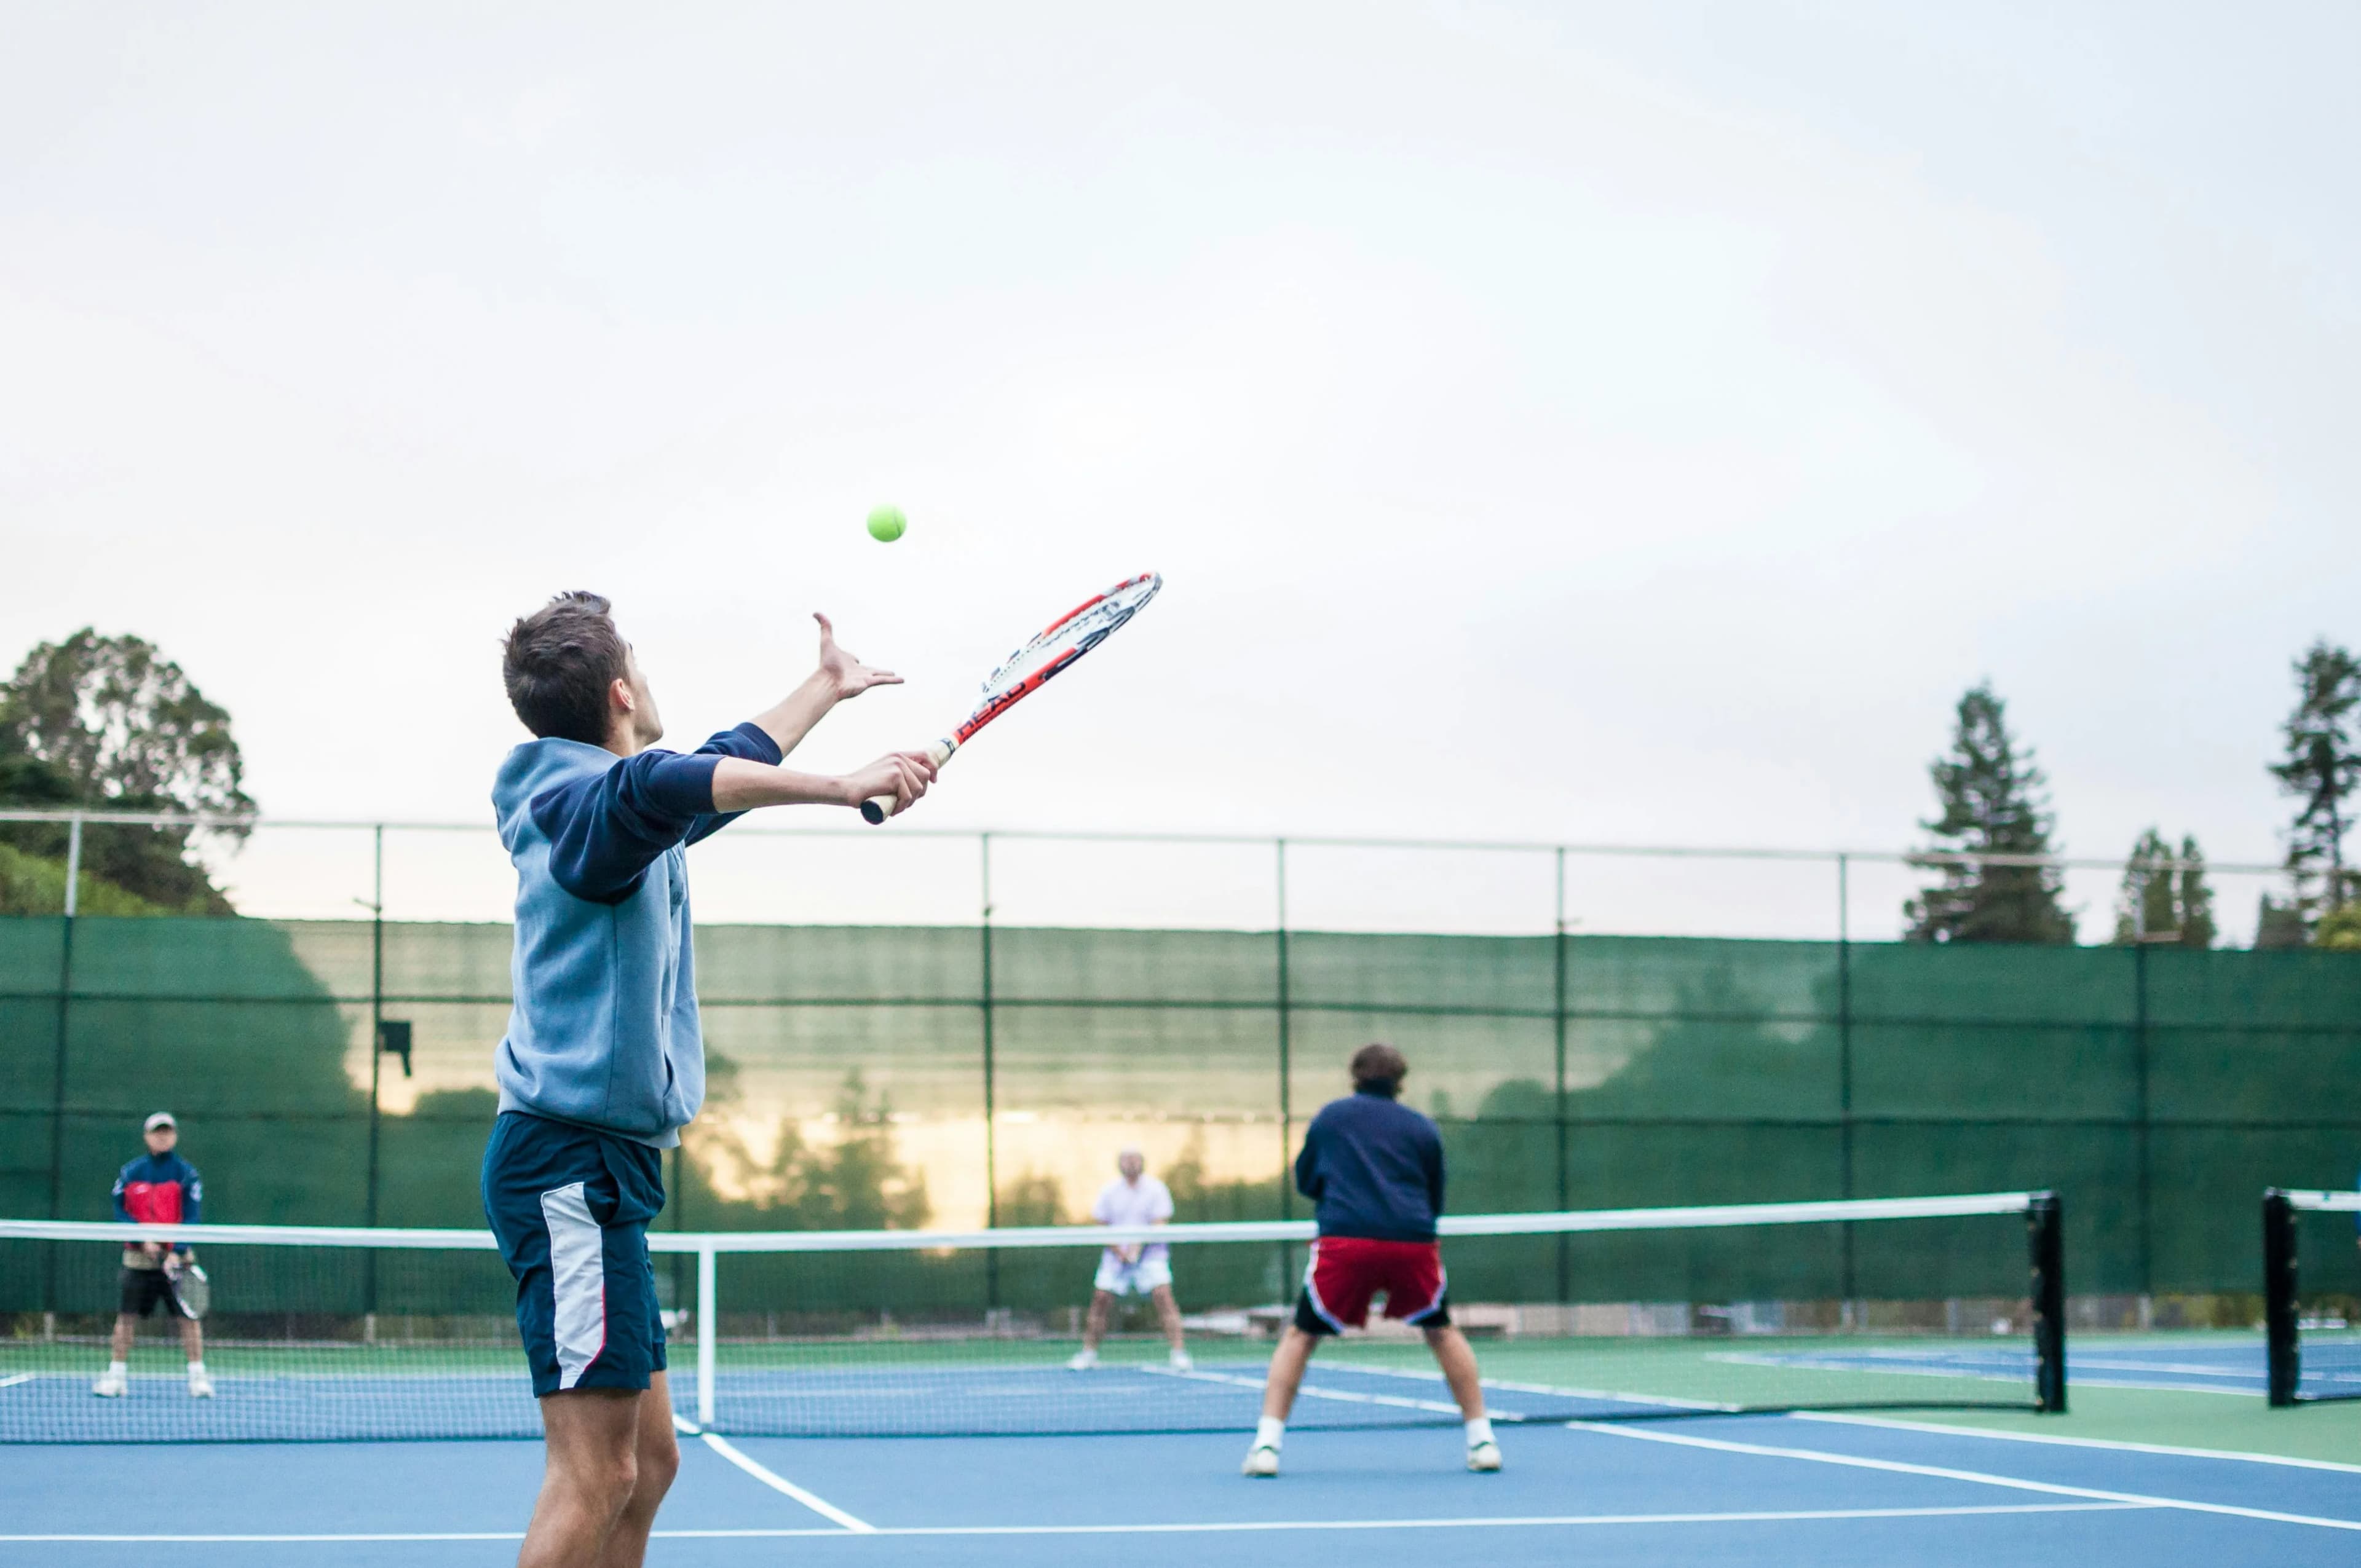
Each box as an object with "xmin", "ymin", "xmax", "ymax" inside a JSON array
[
  {"xmin": 696, "ymin": 1242, "xmax": 718, "ymax": 1427},
  {"xmin": 42, "ymin": 813, "xmax": 84, "ymax": 1315},
  {"xmin": 2133, "ymin": 939, "xmax": 2153, "ymax": 1303},
  {"xmin": 979, "ymin": 833, "xmax": 997, "ymax": 1310},
  {"xmin": 366, "ymin": 825, "xmax": 384, "ymax": 1225},
  {"xmin": 365, "ymin": 826, "xmax": 384, "ymax": 1318},
  {"xmin": 1554, "ymin": 846, "xmax": 1569, "ymax": 1302},
  {"xmin": 1275, "ymin": 838, "xmax": 1291, "ymax": 1224},
  {"xmin": 1837, "ymin": 853, "xmax": 1854, "ymax": 1312}
]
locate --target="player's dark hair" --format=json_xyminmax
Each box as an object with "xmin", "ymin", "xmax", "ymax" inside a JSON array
[
  {"xmin": 502, "ymin": 592, "xmax": 630, "ymax": 743},
  {"xmin": 1350, "ymin": 1042, "xmax": 1408, "ymax": 1098}
]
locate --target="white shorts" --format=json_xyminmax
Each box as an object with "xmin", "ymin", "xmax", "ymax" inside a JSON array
[{"xmin": 1093, "ymin": 1254, "xmax": 1174, "ymax": 1297}]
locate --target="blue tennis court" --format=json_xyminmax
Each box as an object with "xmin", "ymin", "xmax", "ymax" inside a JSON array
[{"xmin": 6, "ymin": 1409, "xmax": 2359, "ymax": 1567}]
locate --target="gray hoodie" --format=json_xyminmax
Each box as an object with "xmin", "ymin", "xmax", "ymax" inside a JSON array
[{"xmin": 489, "ymin": 723, "xmax": 781, "ymax": 1147}]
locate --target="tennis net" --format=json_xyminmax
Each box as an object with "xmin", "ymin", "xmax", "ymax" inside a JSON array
[
  {"xmin": 2264, "ymin": 1188, "xmax": 2361, "ymax": 1406},
  {"xmin": 1, "ymin": 1192, "xmax": 2063, "ymax": 1443}
]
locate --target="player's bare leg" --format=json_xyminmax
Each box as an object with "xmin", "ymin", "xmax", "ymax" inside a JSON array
[
  {"xmin": 1243, "ymin": 1324, "xmax": 1319, "ymax": 1475},
  {"xmin": 1069, "ymin": 1289, "xmax": 1116, "ymax": 1369},
  {"xmin": 1424, "ymin": 1324, "xmax": 1501, "ymax": 1471},
  {"xmin": 178, "ymin": 1312, "xmax": 211, "ymax": 1397},
  {"xmin": 594, "ymin": 1372, "xmax": 680, "ymax": 1568},
  {"xmin": 1422, "ymin": 1324, "xmax": 1483, "ymax": 1417},
  {"xmin": 1259, "ymin": 1323, "xmax": 1317, "ymax": 1420},
  {"xmin": 520, "ymin": 1386, "xmax": 648, "ymax": 1568},
  {"xmin": 93, "ymin": 1314, "xmax": 137, "ymax": 1395},
  {"xmin": 1150, "ymin": 1283, "xmax": 1190, "ymax": 1368}
]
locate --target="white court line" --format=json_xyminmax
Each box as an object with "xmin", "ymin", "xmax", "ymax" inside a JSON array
[
  {"xmin": 670, "ymin": 1413, "xmax": 874, "ymax": 1533},
  {"xmin": 1137, "ymin": 1363, "xmax": 1514, "ymax": 1420},
  {"xmin": 1339, "ymin": 1361, "xmax": 1733, "ymax": 1412},
  {"xmin": 2070, "ymin": 1358, "xmax": 2272, "ymax": 1378},
  {"xmin": 1708, "ymin": 1350, "xmax": 2261, "ymax": 1398},
  {"xmin": 0, "ymin": 1502, "xmax": 2150, "ymax": 1543},
  {"xmin": 0, "ymin": 1373, "xmax": 33, "ymax": 1390},
  {"xmin": 1567, "ymin": 1420, "xmax": 2361, "ymax": 1533},
  {"xmin": 1793, "ymin": 1411, "xmax": 2361, "ymax": 1476}
]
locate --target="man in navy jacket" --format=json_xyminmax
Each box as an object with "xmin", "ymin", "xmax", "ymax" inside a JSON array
[
  {"xmin": 1243, "ymin": 1044, "xmax": 1500, "ymax": 1477},
  {"xmin": 484, "ymin": 593, "xmax": 935, "ymax": 1568}
]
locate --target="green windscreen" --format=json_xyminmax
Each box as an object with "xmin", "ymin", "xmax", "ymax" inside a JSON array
[{"xmin": 4, "ymin": 916, "xmax": 2360, "ymax": 1315}]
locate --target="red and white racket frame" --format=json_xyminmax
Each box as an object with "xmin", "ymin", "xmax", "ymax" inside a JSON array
[{"xmin": 861, "ymin": 571, "xmax": 1162, "ymax": 824}]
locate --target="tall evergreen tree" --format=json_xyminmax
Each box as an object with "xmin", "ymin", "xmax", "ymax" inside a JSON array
[
  {"xmin": 2255, "ymin": 894, "xmax": 2311, "ymax": 950},
  {"xmin": 1905, "ymin": 682, "xmax": 2076, "ymax": 944},
  {"xmin": 2175, "ymin": 834, "xmax": 2218, "ymax": 950},
  {"xmin": 2269, "ymin": 638, "xmax": 2361, "ymax": 930},
  {"xmin": 2111, "ymin": 829, "xmax": 2215, "ymax": 948}
]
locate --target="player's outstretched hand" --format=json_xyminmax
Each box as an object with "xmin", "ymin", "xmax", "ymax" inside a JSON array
[
  {"xmin": 845, "ymin": 750, "xmax": 938, "ymax": 817},
  {"xmin": 816, "ymin": 612, "xmax": 902, "ymax": 699}
]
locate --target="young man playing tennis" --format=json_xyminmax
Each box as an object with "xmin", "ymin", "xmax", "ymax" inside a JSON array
[
  {"xmin": 484, "ymin": 592, "xmax": 935, "ymax": 1568},
  {"xmin": 92, "ymin": 1111, "xmax": 210, "ymax": 1400},
  {"xmin": 1067, "ymin": 1145, "xmax": 1191, "ymax": 1373},
  {"xmin": 1243, "ymin": 1044, "xmax": 1500, "ymax": 1477}
]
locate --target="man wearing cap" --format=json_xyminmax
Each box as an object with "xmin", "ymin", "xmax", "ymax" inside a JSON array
[
  {"xmin": 1067, "ymin": 1146, "xmax": 1192, "ymax": 1373},
  {"xmin": 93, "ymin": 1113, "xmax": 211, "ymax": 1399}
]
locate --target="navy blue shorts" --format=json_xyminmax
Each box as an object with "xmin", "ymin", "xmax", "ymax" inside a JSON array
[{"xmin": 481, "ymin": 1111, "xmax": 668, "ymax": 1398}]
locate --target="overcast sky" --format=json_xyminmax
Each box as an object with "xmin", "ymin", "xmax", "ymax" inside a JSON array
[{"xmin": 4, "ymin": 2, "xmax": 2354, "ymax": 940}]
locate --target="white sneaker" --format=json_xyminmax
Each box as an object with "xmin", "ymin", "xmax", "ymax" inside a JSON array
[
  {"xmin": 1066, "ymin": 1349, "xmax": 1098, "ymax": 1371},
  {"xmin": 1168, "ymin": 1349, "xmax": 1193, "ymax": 1372},
  {"xmin": 187, "ymin": 1369, "xmax": 214, "ymax": 1399},
  {"xmin": 1467, "ymin": 1439, "xmax": 1502, "ymax": 1473},
  {"xmin": 1241, "ymin": 1443, "xmax": 1280, "ymax": 1478},
  {"xmin": 92, "ymin": 1369, "xmax": 127, "ymax": 1398}
]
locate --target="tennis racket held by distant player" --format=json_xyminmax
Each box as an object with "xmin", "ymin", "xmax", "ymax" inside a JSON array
[
  {"xmin": 862, "ymin": 571, "xmax": 1162, "ymax": 824},
  {"xmin": 164, "ymin": 1255, "xmax": 210, "ymax": 1322}
]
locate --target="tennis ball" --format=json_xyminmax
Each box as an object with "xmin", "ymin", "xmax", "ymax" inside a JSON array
[{"xmin": 866, "ymin": 505, "xmax": 906, "ymax": 543}]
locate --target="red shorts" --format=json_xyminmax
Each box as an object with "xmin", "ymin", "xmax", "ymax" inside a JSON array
[{"xmin": 1295, "ymin": 1236, "xmax": 1450, "ymax": 1334}]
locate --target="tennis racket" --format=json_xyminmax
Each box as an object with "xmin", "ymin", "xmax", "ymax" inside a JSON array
[
  {"xmin": 862, "ymin": 571, "xmax": 1162, "ymax": 824},
  {"xmin": 164, "ymin": 1255, "xmax": 210, "ymax": 1322}
]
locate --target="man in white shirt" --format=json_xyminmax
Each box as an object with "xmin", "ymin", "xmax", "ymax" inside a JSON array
[{"xmin": 1067, "ymin": 1146, "xmax": 1191, "ymax": 1372}]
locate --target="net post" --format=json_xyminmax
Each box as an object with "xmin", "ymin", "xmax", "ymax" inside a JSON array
[
  {"xmin": 2028, "ymin": 1191, "xmax": 2066, "ymax": 1414},
  {"xmin": 696, "ymin": 1242, "xmax": 718, "ymax": 1427},
  {"xmin": 2263, "ymin": 1189, "xmax": 2299, "ymax": 1407}
]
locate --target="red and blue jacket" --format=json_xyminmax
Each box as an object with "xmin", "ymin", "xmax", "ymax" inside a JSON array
[{"xmin": 114, "ymin": 1152, "xmax": 202, "ymax": 1254}]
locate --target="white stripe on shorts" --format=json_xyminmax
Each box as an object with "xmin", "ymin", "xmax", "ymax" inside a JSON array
[{"xmin": 540, "ymin": 1182, "xmax": 606, "ymax": 1390}]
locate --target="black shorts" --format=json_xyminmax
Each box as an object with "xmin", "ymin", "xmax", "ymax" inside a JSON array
[{"xmin": 118, "ymin": 1266, "xmax": 185, "ymax": 1320}]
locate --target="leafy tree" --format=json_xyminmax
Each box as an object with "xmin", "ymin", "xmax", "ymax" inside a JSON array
[
  {"xmin": 995, "ymin": 1172, "xmax": 1066, "ymax": 1227},
  {"xmin": 2318, "ymin": 904, "xmax": 2361, "ymax": 951},
  {"xmin": 697, "ymin": 1070, "xmax": 929, "ymax": 1230},
  {"xmin": 1904, "ymin": 683, "xmax": 2076, "ymax": 944},
  {"xmin": 0, "ymin": 630, "xmax": 253, "ymax": 912},
  {"xmin": 2111, "ymin": 830, "xmax": 2217, "ymax": 948},
  {"xmin": 1161, "ymin": 1130, "xmax": 1283, "ymax": 1223},
  {"xmin": 2269, "ymin": 639, "xmax": 2361, "ymax": 931}
]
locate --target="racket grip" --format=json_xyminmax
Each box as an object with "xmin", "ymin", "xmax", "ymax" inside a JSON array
[{"xmin": 860, "ymin": 741, "xmax": 955, "ymax": 825}]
